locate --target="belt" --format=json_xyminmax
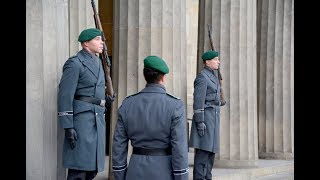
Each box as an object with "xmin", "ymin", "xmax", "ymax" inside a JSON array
[
  {"xmin": 74, "ymin": 95, "xmax": 106, "ymax": 107},
  {"xmin": 132, "ymin": 147, "xmax": 172, "ymax": 156},
  {"xmin": 205, "ymin": 100, "xmax": 220, "ymax": 106}
]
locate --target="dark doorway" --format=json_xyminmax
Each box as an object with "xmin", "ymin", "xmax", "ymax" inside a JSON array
[
  {"xmin": 105, "ymin": 56, "xmax": 112, "ymax": 155},
  {"xmin": 98, "ymin": 0, "xmax": 113, "ymax": 155}
]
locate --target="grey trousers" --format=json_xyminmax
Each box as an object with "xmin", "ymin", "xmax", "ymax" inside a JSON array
[
  {"xmin": 67, "ymin": 169, "xmax": 97, "ymax": 180},
  {"xmin": 193, "ymin": 149, "xmax": 215, "ymax": 180}
]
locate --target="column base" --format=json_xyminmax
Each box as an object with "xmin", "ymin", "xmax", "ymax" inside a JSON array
[
  {"xmin": 259, "ymin": 152, "xmax": 294, "ymax": 160},
  {"xmin": 214, "ymin": 159, "xmax": 258, "ymax": 168}
]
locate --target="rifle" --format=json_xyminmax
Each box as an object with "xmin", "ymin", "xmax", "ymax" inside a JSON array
[
  {"xmin": 207, "ymin": 24, "xmax": 226, "ymax": 106},
  {"xmin": 91, "ymin": 0, "xmax": 114, "ymax": 97}
]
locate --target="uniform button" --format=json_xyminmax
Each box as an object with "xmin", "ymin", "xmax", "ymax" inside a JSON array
[{"xmin": 96, "ymin": 113, "xmax": 98, "ymax": 116}]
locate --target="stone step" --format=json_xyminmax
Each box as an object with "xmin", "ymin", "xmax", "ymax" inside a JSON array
[
  {"xmin": 187, "ymin": 151, "xmax": 294, "ymax": 180},
  {"xmin": 187, "ymin": 159, "xmax": 294, "ymax": 180},
  {"xmin": 94, "ymin": 154, "xmax": 294, "ymax": 180}
]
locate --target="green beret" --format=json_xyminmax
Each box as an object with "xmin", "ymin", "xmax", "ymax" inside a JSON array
[
  {"xmin": 201, "ymin": 50, "xmax": 219, "ymax": 61},
  {"xmin": 144, "ymin": 56, "xmax": 169, "ymax": 74},
  {"xmin": 78, "ymin": 28, "xmax": 102, "ymax": 42}
]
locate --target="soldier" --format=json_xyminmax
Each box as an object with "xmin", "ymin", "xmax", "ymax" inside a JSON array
[
  {"xmin": 189, "ymin": 50, "xmax": 222, "ymax": 180},
  {"xmin": 112, "ymin": 56, "xmax": 189, "ymax": 180},
  {"xmin": 57, "ymin": 28, "xmax": 115, "ymax": 180}
]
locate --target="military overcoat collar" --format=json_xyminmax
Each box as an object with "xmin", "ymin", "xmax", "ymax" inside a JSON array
[
  {"xmin": 202, "ymin": 66, "xmax": 218, "ymax": 84},
  {"xmin": 141, "ymin": 83, "xmax": 166, "ymax": 94},
  {"xmin": 77, "ymin": 49, "xmax": 100, "ymax": 78}
]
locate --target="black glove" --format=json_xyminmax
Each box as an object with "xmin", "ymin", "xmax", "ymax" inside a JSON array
[
  {"xmin": 196, "ymin": 122, "xmax": 206, "ymax": 137},
  {"xmin": 65, "ymin": 128, "xmax": 77, "ymax": 149},
  {"xmin": 105, "ymin": 93, "xmax": 117, "ymax": 107},
  {"xmin": 220, "ymin": 100, "xmax": 227, "ymax": 106}
]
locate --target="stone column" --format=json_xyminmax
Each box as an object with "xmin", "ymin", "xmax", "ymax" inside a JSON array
[
  {"xmin": 186, "ymin": 0, "xmax": 199, "ymax": 134},
  {"xmin": 69, "ymin": 0, "xmax": 96, "ymax": 54},
  {"xmin": 26, "ymin": 0, "xmax": 69, "ymax": 179},
  {"xmin": 198, "ymin": 0, "xmax": 258, "ymax": 167},
  {"xmin": 110, "ymin": 0, "xmax": 187, "ymax": 177},
  {"xmin": 257, "ymin": 0, "xmax": 294, "ymax": 159}
]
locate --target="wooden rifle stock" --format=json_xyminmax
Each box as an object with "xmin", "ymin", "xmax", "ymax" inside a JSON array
[
  {"xmin": 91, "ymin": 0, "xmax": 114, "ymax": 97},
  {"xmin": 207, "ymin": 24, "xmax": 226, "ymax": 105}
]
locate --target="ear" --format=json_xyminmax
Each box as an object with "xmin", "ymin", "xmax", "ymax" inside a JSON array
[
  {"xmin": 83, "ymin": 41, "xmax": 89, "ymax": 47},
  {"xmin": 203, "ymin": 60, "xmax": 207, "ymax": 65},
  {"xmin": 159, "ymin": 74, "xmax": 166, "ymax": 83}
]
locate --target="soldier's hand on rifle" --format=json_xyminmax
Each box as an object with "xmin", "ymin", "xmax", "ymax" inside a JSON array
[
  {"xmin": 105, "ymin": 93, "xmax": 117, "ymax": 107},
  {"xmin": 196, "ymin": 122, "xmax": 206, "ymax": 137},
  {"xmin": 220, "ymin": 100, "xmax": 226, "ymax": 106},
  {"xmin": 65, "ymin": 128, "xmax": 78, "ymax": 149}
]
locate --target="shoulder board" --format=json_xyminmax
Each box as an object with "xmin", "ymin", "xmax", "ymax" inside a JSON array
[
  {"xmin": 166, "ymin": 93, "xmax": 180, "ymax": 100},
  {"xmin": 125, "ymin": 92, "xmax": 140, "ymax": 99}
]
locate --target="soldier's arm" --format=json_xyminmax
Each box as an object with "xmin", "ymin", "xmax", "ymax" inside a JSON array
[
  {"xmin": 57, "ymin": 59, "xmax": 80, "ymax": 128},
  {"xmin": 171, "ymin": 100, "xmax": 189, "ymax": 180},
  {"xmin": 193, "ymin": 74, "xmax": 207, "ymax": 123},
  {"xmin": 112, "ymin": 105, "xmax": 129, "ymax": 180}
]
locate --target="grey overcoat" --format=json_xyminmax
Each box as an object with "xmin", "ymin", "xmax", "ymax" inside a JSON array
[
  {"xmin": 189, "ymin": 66, "xmax": 221, "ymax": 153},
  {"xmin": 112, "ymin": 83, "xmax": 189, "ymax": 180},
  {"xmin": 58, "ymin": 49, "xmax": 106, "ymax": 172}
]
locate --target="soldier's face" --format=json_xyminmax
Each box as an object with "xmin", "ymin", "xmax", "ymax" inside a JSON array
[
  {"xmin": 206, "ymin": 57, "xmax": 220, "ymax": 70},
  {"xmin": 85, "ymin": 36, "xmax": 104, "ymax": 54}
]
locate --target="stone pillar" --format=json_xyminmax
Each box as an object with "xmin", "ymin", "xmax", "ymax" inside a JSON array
[
  {"xmin": 69, "ymin": 0, "xmax": 96, "ymax": 54},
  {"xmin": 110, "ymin": 0, "xmax": 187, "ymax": 177},
  {"xmin": 257, "ymin": 0, "xmax": 294, "ymax": 159},
  {"xmin": 186, "ymin": 0, "xmax": 199, "ymax": 132},
  {"xmin": 198, "ymin": 0, "xmax": 258, "ymax": 167},
  {"xmin": 26, "ymin": 0, "xmax": 69, "ymax": 179}
]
